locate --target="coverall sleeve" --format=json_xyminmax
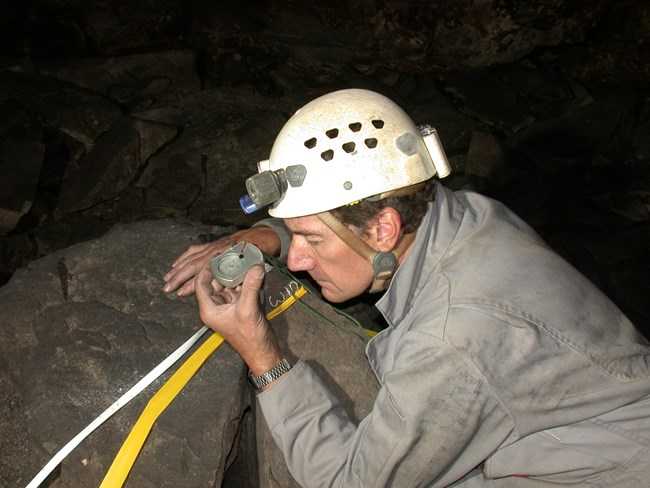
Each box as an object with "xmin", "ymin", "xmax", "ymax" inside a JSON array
[
  {"xmin": 257, "ymin": 330, "xmax": 514, "ymax": 487},
  {"xmin": 252, "ymin": 217, "xmax": 292, "ymax": 262}
]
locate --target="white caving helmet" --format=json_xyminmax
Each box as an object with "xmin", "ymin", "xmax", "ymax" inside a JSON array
[{"xmin": 241, "ymin": 88, "xmax": 451, "ymax": 291}]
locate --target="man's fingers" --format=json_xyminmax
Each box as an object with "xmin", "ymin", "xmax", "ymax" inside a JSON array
[
  {"xmin": 211, "ymin": 279, "xmax": 224, "ymax": 294},
  {"xmin": 172, "ymin": 243, "xmax": 208, "ymax": 267},
  {"xmin": 165, "ymin": 254, "xmax": 200, "ymax": 284},
  {"xmin": 164, "ymin": 260, "xmax": 202, "ymax": 292},
  {"xmin": 170, "ymin": 249, "xmax": 208, "ymax": 275},
  {"xmin": 240, "ymin": 265, "xmax": 265, "ymax": 307},
  {"xmin": 220, "ymin": 287, "xmax": 238, "ymax": 304},
  {"xmin": 177, "ymin": 279, "xmax": 196, "ymax": 297},
  {"xmin": 210, "ymin": 293, "xmax": 227, "ymax": 306},
  {"xmin": 167, "ymin": 240, "xmax": 234, "ymax": 283}
]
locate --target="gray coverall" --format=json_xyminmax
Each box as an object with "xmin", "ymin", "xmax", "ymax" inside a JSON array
[{"xmin": 258, "ymin": 184, "xmax": 650, "ymax": 487}]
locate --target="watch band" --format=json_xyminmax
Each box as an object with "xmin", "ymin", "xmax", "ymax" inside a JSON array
[{"xmin": 248, "ymin": 358, "xmax": 292, "ymax": 391}]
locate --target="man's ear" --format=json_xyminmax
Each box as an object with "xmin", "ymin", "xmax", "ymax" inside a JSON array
[{"xmin": 365, "ymin": 207, "xmax": 402, "ymax": 252}]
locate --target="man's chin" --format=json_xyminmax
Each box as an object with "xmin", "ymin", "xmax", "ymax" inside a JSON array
[
  {"xmin": 321, "ymin": 285, "xmax": 357, "ymax": 304},
  {"xmin": 320, "ymin": 285, "xmax": 345, "ymax": 303}
]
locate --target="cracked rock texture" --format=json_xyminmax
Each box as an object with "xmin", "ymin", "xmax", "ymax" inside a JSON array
[
  {"xmin": 1, "ymin": 1, "xmax": 648, "ymax": 336},
  {"xmin": 0, "ymin": 219, "xmax": 248, "ymax": 488},
  {"xmin": 0, "ymin": 219, "xmax": 383, "ymax": 487}
]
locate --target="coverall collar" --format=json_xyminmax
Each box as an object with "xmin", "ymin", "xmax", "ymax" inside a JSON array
[{"xmin": 375, "ymin": 183, "xmax": 466, "ymax": 326}]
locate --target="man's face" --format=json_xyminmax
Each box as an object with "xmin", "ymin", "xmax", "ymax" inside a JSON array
[{"xmin": 284, "ymin": 215, "xmax": 374, "ymax": 303}]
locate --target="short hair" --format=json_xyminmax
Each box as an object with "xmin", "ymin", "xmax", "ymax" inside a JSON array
[{"xmin": 330, "ymin": 179, "xmax": 435, "ymax": 234}]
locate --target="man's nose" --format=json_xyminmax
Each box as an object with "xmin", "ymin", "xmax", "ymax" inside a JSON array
[{"xmin": 287, "ymin": 240, "xmax": 315, "ymax": 272}]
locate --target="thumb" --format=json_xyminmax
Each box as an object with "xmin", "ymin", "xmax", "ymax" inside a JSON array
[
  {"xmin": 194, "ymin": 266, "xmax": 215, "ymax": 310},
  {"xmin": 240, "ymin": 264, "xmax": 265, "ymax": 307}
]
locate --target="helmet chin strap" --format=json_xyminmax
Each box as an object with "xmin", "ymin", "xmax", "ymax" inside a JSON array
[{"xmin": 317, "ymin": 211, "xmax": 415, "ymax": 293}]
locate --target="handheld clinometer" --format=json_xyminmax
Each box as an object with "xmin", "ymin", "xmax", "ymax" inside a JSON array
[{"xmin": 209, "ymin": 241, "xmax": 265, "ymax": 288}]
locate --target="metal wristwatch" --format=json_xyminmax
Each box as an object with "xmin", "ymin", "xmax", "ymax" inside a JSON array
[{"xmin": 248, "ymin": 358, "xmax": 292, "ymax": 391}]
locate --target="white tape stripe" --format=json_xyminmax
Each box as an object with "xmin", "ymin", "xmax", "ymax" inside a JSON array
[{"xmin": 25, "ymin": 326, "xmax": 209, "ymax": 488}]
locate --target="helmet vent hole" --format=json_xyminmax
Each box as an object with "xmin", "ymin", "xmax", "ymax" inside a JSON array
[
  {"xmin": 304, "ymin": 137, "xmax": 317, "ymax": 149},
  {"xmin": 372, "ymin": 119, "xmax": 384, "ymax": 129},
  {"xmin": 325, "ymin": 128, "xmax": 339, "ymax": 139},
  {"xmin": 349, "ymin": 122, "xmax": 362, "ymax": 132},
  {"xmin": 364, "ymin": 138, "xmax": 377, "ymax": 148},
  {"xmin": 342, "ymin": 142, "xmax": 356, "ymax": 153},
  {"xmin": 321, "ymin": 149, "xmax": 334, "ymax": 161}
]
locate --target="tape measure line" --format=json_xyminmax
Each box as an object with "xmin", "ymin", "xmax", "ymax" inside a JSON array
[{"xmin": 24, "ymin": 326, "xmax": 210, "ymax": 488}]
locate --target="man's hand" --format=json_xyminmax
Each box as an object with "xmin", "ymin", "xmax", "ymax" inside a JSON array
[
  {"xmin": 163, "ymin": 226, "xmax": 281, "ymax": 296},
  {"xmin": 195, "ymin": 264, "xmax": 282, "ymax": 376}
]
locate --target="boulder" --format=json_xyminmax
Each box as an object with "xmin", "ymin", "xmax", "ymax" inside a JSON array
[
  {"xmin": 0, "ymin": 100, "xmax": 45, "ymax": 234},
  {"xmin": 134, "ymin": 89, "xmax": 289, "ymax": 225},
  {"xmin": 59, "ymin": 117, "xmax": 178, "ymax": 212},
  {"xmin": 38, "ymin": 50, "xmax": 201, "ymax": 112},
  {"xmin": 465, "ymin": 131, "xmax": 509, "ymax": 189},
  {"xmin": 0, "ymin": 71, "xmax": 121, "ymax": 151},
  {"xmin": 425, "ymin": 0, "xmax": 610, "ymax": 68},
  {"xmin": 0, "ymin": 220, "xmax": 248, "ymax": 488},
  {"xmin": 442, "ymin": 68, "xmax": 536, "ymax": 134},
  {"xmin": 511, "ymin": 89, "xmax": 638, "ymax": 171},
  {"xmin": 1, "ymin": 218, "xmax": 383, "ymax": 488},
  {"xmin": 80, "ymin": 3, "xmax": 186, "ymax": 56}
]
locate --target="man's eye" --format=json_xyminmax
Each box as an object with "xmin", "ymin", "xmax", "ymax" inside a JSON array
[{"xmin": 306, "ymin": 237, "xmax": 322, "ymax": 245}]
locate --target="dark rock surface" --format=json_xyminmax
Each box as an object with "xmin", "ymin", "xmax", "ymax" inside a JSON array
[
  {"xmin": 0, "ymin": 71, "xmax": 122, "ymax": 150},
  {"xmin": 1, "ymin": 4, "xmax": 648, "ymax": 333},
  {"xmin": 0, "ymin": 219, "xmax": 384, "ymax": 487},
  {"xmin": 0, "ymin": 219, "xmax": 249, "ymax": 488},
  {"xmin": 0, "ymin": 100, "xmax": 45, "ymax": 234},
  {"xmin": 133, "ymin": 91, "xmax": 288, "ymax": 226},
  {"xmin": 59, "ymin": 116, "xmax": 178, "ymax": 212},
  {"xmin": 40, "ymin": 50, "xmax": 201, "ymax": 112}
]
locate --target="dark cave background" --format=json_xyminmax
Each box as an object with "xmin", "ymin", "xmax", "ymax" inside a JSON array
[{"xmin": 1, "ymin": 0, "xmax": 649, "ymax": 334}]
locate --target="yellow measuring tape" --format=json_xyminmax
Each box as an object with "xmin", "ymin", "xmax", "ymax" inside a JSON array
[
  {"xmin": 266, "ymin": 286, "xmax": 307, "ymax": 320},
  {"xmin": 99, "ymin": 331, "xmax": 224, "ymax": 488},
  {"xmin": 99, "ymin": 284, "xmax": 308, "ymax": 488}
]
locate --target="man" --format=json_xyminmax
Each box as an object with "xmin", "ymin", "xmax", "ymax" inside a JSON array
[{"xmin": 163, "ymin": 89, "xmax": 650, "ymax": 486}]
